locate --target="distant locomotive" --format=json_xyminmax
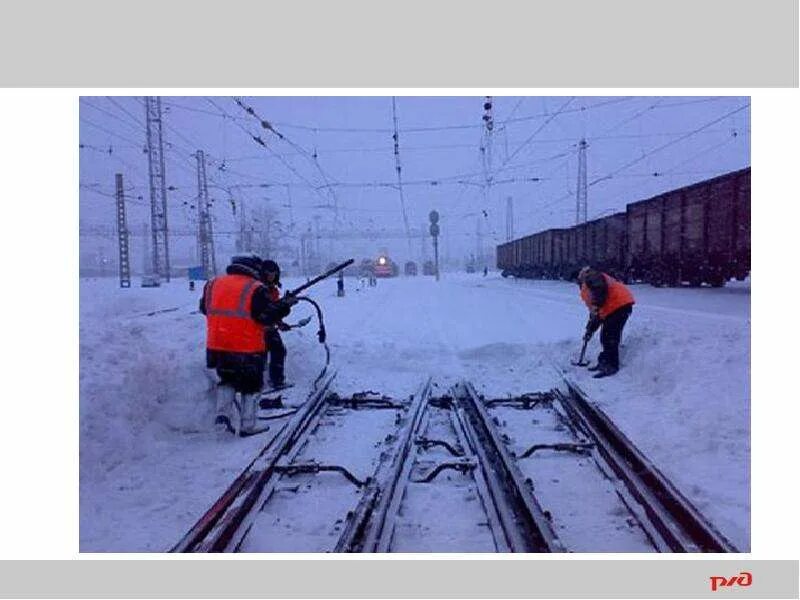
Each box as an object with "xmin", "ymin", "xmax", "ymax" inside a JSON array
[
  {"xmin": 373, "ymin": 255, "xmax": 399, "ymax": 278},
  {"xmin": 497, "ymin": 168, "xmax": 750, "ymax": 287}
]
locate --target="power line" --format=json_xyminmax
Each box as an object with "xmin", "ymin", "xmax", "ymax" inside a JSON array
[
  {"xmin": 599, "ymin": 97, "xmax": 665, "ymax": 135},
  {"xmin": 232, "ymin": 96, "xmax": 343, "ymax": 218},
  {"xmin": 205, "ymin": 127, "xmax": 743, "ymax": 162},
  {"xmin": 511, "ymin": 104, "xmax": 749, "ymax": 225},
  {"xmin": 206, "ymin": 97, "xmax": 323, "ymax": 192},
  {"xmin": 588, "ymin": 102, "xmax": 750, "ymax": 186},
  {"xmin": 105, "ymin": 96, "xmax": 144, "ymax": 129},
  {"xmin": 79, "ymin": 116, "xmax": 142, "ymax": 148},
  {"xmin": 81, "ymin": 99, "xmax": 144, "ymax": 137},
  {"xmin": 493, "ymin": 97, "xmax": 576, "ymax": 179},
  {"xmin": 162, "ymin": 96, "xmax": 636, "ymax": 135}
]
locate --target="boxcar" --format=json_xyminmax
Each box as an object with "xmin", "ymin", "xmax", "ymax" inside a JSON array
[
  {"xmin": 586, "ymin": 212, "xmax": 627, "ymax": 278},
  {"xmin": 496, "ymin": 168, "xmax": 750, "ymax": 287},
  {"xmin": 625, "ymin": 167, "xmax": 751, "ymax": 285}
]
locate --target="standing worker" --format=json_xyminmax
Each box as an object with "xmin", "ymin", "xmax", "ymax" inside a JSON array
[
  {"xmin": 200, "ymin": 255, "xmax": 297, "ymax": 428},
  {"xmin": 576, "ymin": 266, "xmax": 635, "ymax": 378},
  {"xmin": 260, "ymin": 259, "xmax": 291, "ymax": 390}
]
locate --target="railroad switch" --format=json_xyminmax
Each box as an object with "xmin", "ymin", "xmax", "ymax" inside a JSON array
[
  {"xmin": 518, "ymin": 442, "xmax": 595, "ymax": 459},
  {"xmin": 274, "ymin": 462, "xmax": 369, "ymax": 487},
  {"xmin": 328, "ymin": 391, "xmax": 405, "ymax": 410},
  {"xmin": 414, "ymin": 437, "xmax": 465, "ymax": 457},
  {"xmin": 412, "ymin": 458, "xmax": 477, "ymax": 483},
  {"xmin": 484, "ymin": 392, "xmax": 555, "ymax": 410}
]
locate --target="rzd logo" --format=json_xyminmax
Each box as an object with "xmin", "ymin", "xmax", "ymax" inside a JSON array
[{"xmin": 710, "ymin": 571, "xmax": 752, "ymax": 591}]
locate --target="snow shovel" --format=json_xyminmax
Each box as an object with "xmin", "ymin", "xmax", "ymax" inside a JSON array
[{"xmin": 571, "ymin": 338, "xmax": 591, "ymax": 367}]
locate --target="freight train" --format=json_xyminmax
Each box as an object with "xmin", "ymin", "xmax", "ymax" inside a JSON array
[
  {"xmin": 497, "ymin": 168, "xmax": 750, "ymax": 287},
  {"xmin": 373, "ymin": 255, "xmax": 399, "ymax": 277}
]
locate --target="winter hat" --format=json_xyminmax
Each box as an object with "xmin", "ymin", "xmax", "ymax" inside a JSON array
[
  {"xmin": 230, "ymin": 253, "xmax": 263, "ymax": 275},
  {"xmin": 261, "ymin": 259, "xmax": 281, "ymax": 286}
]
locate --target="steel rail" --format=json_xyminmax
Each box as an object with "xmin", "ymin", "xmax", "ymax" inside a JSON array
[
  {"xmin": 334, "ymin": 378, "xmax": 432, "ymax": 552},
  {"xmin": 170, "ymin": 373, "xmax": 337, "ymax": 552},
  {"xmin": 556, "ymin": 378, "xmax": 738, "ymax": 552},
  {"xmin": 454, "ymin": 381, "xmax": 564, "ymax": 552},
  {"xmin": 447, "ymin": 399, "xmax": 513, "ymax": 552}
]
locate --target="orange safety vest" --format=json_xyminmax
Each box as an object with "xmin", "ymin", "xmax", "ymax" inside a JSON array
[
  {"xmin": 580, "ymin": 273, "xmax": 635, "ymax": 319},
  {"xmin": 205, "ymin": 274, "xmax": 266, "ymax": 353}
]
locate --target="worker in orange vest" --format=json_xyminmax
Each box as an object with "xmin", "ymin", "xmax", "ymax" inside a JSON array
[
  {"xmin": 199, "ymin": 254, "xmax": 297, "ymax": 394},
  {"xmin": 260, "ymin": 259, "xmax": 291, "ymax": 389},
  {"xmin": 577, "ymin": 266, "xmax": 635, "ymax": 378}
]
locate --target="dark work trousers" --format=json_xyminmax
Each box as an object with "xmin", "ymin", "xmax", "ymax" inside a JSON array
[
  {"xmin": 211, "ymin": 352, "xmax": 265, "ymax": 394},
  {"xmin": 597, "ymin": 304, "xmax": 633, "ymax": 370},
  {"xmin": 265, "ymin": 328, "xmax": 287, "ymax": 386}
]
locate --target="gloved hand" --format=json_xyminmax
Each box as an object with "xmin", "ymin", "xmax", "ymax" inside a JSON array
[
  {"xmin": 281, "ymin": 293, "xmax": 299, "ymax": 307},
  {"xmin": 584, "ymin": 313, "xmax": 601, "ymax": 341}
]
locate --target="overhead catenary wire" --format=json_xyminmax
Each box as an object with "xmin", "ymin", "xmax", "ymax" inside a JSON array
[
  {"xmin": 512, "ymin": 104, "xmax": 750, "ymax": 225},
  {"xmin": 492, "ymin": 97, "xmax": 577, "ymax": 179},
  {"xmin": 80, "ymin": 96, "xmax": 750, "ymax": 262},
  {"xmin": 161, "ymin": 96, "xmax": 640, "ymax": 135},
  {"xmin": 231, "ymin": 96, "xmax": 343, "ymax": 231},
  {"xmin": 588, "ymin": 102, "xmax": 750, "ymax": 186}
]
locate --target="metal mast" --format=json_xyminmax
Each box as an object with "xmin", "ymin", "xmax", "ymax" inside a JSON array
[
  {"xmin": 476, "ymin": 216, "xmax": 484, "ymax": 268},
  {"xmin": 114, "ymin": 173, "xmax": 131, "ymax": 288},
  {"xmin": 391, "ymin": 97, "xmax": 413, "ymax": 255},
  {"xmin": 481, "ymin": 96, "xmax": 494, "ymax": 186},
  {"xmin": 195, "ymin": 150, "xmax": 217, "ymax": 278},
  {"xmin": 575, "ymin": 138, "xmax": 588, "ymax": 224},
  {"xmin": 144, "ymin": 96, "xmax": 171, "ymax": 281},
  {"xmin": 506, "ymin": 196, "xmax": 514, "ymax": 241},
  {"xmin": 141, "ymin": 222, "xmax": 150, "ymax": 275}
]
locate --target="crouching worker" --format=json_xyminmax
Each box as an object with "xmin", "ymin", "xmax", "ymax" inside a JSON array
[
  {"xmin": 576, "ymin": 266, "xmax": 635, "ymax": 378},
  {"xmin": 260, "ymin": 259, "xmax": 291, "ymax": 390},
  {"xmin": 200, "ymin": 254, "xmax": 297, "ymax": 434}
]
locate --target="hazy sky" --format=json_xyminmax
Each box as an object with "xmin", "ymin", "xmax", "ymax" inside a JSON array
[{"xmin": 79, "ymin": 96, "xmax": 750, "ymax": 270}]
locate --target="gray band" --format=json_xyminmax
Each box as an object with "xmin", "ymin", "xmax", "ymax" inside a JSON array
[
  {"xmin": 1, "ymin": 0, "xmax": 797, "ymax": 87},
  {"xmin": 0, "ymin": 560, "xmax": 796, "ymax": 599}
]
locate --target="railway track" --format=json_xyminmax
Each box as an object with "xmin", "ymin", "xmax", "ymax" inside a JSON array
[{"xmin": 173, "ymin": 377, "xmax": 737, "ymax": 553}]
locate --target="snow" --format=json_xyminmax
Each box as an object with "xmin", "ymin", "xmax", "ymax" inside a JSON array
[{"xmin": 80, "ymin": 271, "xmax": 749, "ymax": 551}]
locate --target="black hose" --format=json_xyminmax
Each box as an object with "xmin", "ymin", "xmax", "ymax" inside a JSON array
[{"xmin": 296, "ymin": 296, "xmax": 331, "ymax": 390}]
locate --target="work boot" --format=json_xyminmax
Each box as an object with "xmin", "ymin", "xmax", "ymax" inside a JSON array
[{"xmin": 593, "ymin": 365, "xmax": 619, "ymax": 379}]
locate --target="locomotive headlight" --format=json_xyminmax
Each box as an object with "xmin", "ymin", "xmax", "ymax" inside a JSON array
[{"xmin": 378, "ymin": 257, "xmax": 387, "ymax": 265}]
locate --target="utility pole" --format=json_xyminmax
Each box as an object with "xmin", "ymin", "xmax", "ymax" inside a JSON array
[
  {"xmin": 429, "ymin": 210, "xmax": 440, "ymax": 281},
  {"xmin": 144, "ymin": 96, "xmax": 171, "ymax": 281},
  {"xmin": 481, "ymin": 96, "xmax": 494, "ymax": 183},
  {"xmin": 481, "ymin": 96, "xmax": 495, "ymax": 225},
  {"xmin": 391, "ymin": 97, "xmax": 413, "ymax": 256},
  {"xmin": 313, "ymin": 215, "xmax": 321, "ymax": 264},
  {"xmin": 237, "ymin": 198, "xmax": 252, "ymax": 253},
  {"xmin": 576, "ymin": 138, "xmax": 588, "ymax": 224},
  {"xmin": 299, "ymin": 229, "xmax": 308, "ymax": 276},
  {"xmin": 505, "ymin": 196, "xmax": 514, "ymax": 241},
  {"xmin": 195, "ymin": 150, "xmax": 217, "ymax": 278},
  {"xmin": 114, "ymin": 173, "xmax": 131, "ymax": 288},
  {"xmin": 142, "ymin": 222, "xmax": 151, "ymax": 276},
  {"xmin": 476, "ymin": 216, "xmax": 484, "ymax": 269}
]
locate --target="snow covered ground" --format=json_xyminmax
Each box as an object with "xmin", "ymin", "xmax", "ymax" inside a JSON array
[{"xmin": 79, "ymin": 271, "xmax": 749, "ymax": 551}]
